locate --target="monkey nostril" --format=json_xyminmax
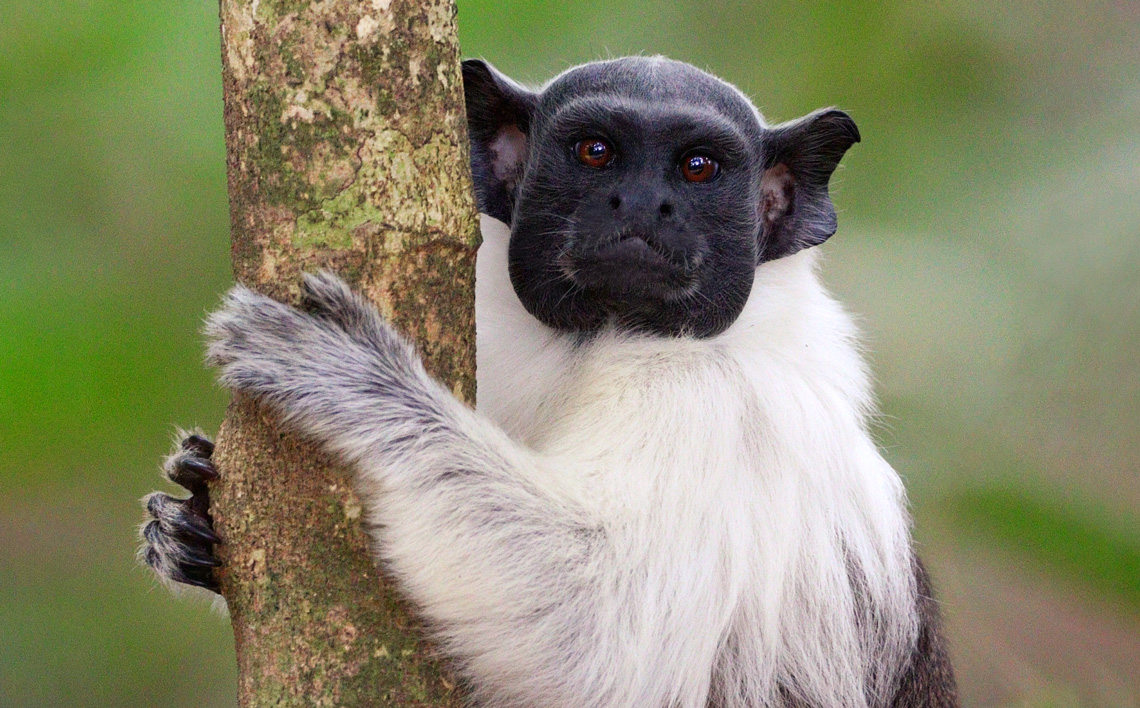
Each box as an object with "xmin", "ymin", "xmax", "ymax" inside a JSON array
[
  {"xmin": 609, "ymin": 195, "xmax": 622, "ymax": 210},
  {"xmin": 659, "ymin": 202, "xmax": 673, "ymax": 218}
]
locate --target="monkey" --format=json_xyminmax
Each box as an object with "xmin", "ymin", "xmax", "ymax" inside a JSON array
[{"xmin": 140, "ymin": 56, "xmax": 958, "ymax": 708}]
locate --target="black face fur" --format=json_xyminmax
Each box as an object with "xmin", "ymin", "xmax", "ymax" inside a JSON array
[{"xmin": 462, "ymin": 56, "xmax": 860, "ymax": 338}]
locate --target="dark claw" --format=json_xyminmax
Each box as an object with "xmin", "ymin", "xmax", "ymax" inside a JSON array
[
  {"xmin": 177, "ymin": 513, "xmax": 222, "ymax": 545},
  {"xmin": 171, "ymin": 565, "xmax": 220, "ymax": 593},
  {"xmin": 142, "ymin": 520, "xmax": 219, "ymax": 566},
  {"xmin": 167, "ymin": 455, "xmax": 218, "ymax": 490},
  {"xmin": 146, "ymin": 493, "xmax": 222, "ymax": 545},
  {"xmin": 182, "ymin": 456, "xmax": 219, "ymax": 480},
  {"xmin": 169, "ymin": 505, "xmax": 222, "ymax": 545},
  {"xmin": 178, "ymin": 542, "xmax": 223, "ymax": 568}
]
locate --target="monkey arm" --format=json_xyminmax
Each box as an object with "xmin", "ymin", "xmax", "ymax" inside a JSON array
[{"xmin": 204, "ymin": 272, "xmax": 629, "ymax": 707}]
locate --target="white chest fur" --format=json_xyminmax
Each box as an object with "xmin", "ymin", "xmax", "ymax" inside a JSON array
[{"xmin": 474, "ymin": 216, "xmax": 919, "ymax": 708}]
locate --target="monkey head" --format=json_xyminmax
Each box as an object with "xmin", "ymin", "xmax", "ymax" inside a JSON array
[{"xmin": 462, "ymin": 56, "xmax": 860, "ymax": 338}]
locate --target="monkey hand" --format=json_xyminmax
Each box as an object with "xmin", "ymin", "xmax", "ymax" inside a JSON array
[
  {"xmin": 139, "ymin": 432, "xmax": 222, "ymax": 592},
  {"xmin": 203, "ymin": 271, "xmax": 431, "ymax": 467}
]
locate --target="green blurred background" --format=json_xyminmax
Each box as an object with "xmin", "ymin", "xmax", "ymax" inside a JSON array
[{"xmin": 1, "ymin": 0, "xmax": 1138, "ymax": 705}]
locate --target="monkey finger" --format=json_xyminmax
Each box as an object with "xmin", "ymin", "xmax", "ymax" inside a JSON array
[
  {"xmin": 163, "ymin": 448, "xmax": 219, "ymax": 492},
  {"xmin": 141, "ymin": 536, "xmax": 221, "ymax": 593},
  {"xmin": 298, "ymin": 270, "xmax": 383, "ymax": 340},
  {"xmin": 180, "ymin": 433, "xmax": 215, "ymax": 458},
  {"xmin": 300, "ymin": 270, "xmax": 355, "ymax": 315},
  {"xmin": 170, "ymin": 563, "xmax": 221, "ymax": 593},
  {"xmin": 145, "ymin": 492, "xmax": 222, "ymax": 545}
]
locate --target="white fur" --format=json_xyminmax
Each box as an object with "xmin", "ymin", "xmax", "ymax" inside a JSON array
[
  {"xmin": 203, "ymin": 215, "xmax": 920, "ymax": 708},
  {"xmin": 376, "ymin": 216, "xmax": 918, "ymax": 708}
]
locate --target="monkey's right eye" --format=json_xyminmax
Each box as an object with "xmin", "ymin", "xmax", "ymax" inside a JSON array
[{"xmin": 576, "ymin": 139, "xmax": 614, "ymax": 168}]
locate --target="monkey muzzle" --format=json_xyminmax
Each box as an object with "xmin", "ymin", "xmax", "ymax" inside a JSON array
[{"xmin": 564, "ymin": 227, "xmax": 703, "ymax": 302}]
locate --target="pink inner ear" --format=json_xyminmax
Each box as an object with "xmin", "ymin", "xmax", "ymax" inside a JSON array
[
  {"xmin": 490, "ymin": 125, "xmax": 528, "ymax": 184},
  {"xmin": 760, "ymin": 163, "xmax": 795, "ymax": 228}
]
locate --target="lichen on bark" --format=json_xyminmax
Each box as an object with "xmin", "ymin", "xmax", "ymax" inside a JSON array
[{"xmin": 209, "ymin": 0, "xmax": 478, "ymax": 705}]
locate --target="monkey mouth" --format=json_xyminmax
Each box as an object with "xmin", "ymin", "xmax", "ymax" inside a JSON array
[{"xmin": 563, "ymin": 233, "xmax": 699, "ymax": 301}]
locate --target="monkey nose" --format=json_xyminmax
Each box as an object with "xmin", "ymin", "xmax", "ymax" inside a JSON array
[{"xmin": 609, "ymin": 191, "xmax": 674, "ymax": 222}]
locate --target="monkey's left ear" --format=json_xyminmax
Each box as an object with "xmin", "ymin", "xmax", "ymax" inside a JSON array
[
  {"xmin": 758, "ymin": 109, "xmax": 860, "ymax": 262},
  {"xmin": 462, "ymin": 59, "xmax": 539, "ymax": 226}
]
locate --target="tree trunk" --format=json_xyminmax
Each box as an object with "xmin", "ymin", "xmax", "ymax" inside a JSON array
[{"xmin": 208, "ymin": 0, "xmax": 478, "ymax": 705}]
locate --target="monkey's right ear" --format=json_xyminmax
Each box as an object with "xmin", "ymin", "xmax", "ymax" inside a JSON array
[{"xmin": 462, "ymin": 59, "xmax": 539, "ymax": 226}]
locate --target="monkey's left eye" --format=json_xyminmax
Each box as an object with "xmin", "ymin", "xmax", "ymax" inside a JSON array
[
  {"xmin": 576, "ymin": 139, "xmax": 614, "ymax": 168},
  {"xmin": 681, "ymin": 153, "xmax": 719, "ymax": 183}
]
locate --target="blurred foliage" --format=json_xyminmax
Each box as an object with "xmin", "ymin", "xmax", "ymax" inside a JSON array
[
  {"xmin": 1, "ymin": 0, "xmax": 1138, "ymax": 706},
  {"xmin": 951, "ymin": 487, "xmax": 1140, "ymax": 610}
]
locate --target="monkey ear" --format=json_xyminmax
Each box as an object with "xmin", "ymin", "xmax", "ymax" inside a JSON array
[
  {"xmin": 462, "ymin": 59, "xmax": 539, "ymax": 226},
  {"xmin": 758, "ymin": 109, "xmax": 860, "ymax": 262}
]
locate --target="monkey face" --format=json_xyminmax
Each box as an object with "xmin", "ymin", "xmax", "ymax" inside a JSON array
[
  {"xmin": 510, "ymin": 64, "xmax": 764, "ymax": 337},
  {"xmin": 462, "ymin": 57, "xmax": 859, "ymax": 338}
]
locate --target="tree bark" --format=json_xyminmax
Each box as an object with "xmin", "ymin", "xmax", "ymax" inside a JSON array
[{"xmin": 208, "ymin": 0, "xmax": 478, "ymax": 705}]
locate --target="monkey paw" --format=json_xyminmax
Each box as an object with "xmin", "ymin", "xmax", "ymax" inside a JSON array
[
  {"xmin": 204, "ymin": 272, "xmax": 416, "ymax": 405},
  {"xmin": 140, "ymin": 432, "xmax": 222, "ymax": 593}
]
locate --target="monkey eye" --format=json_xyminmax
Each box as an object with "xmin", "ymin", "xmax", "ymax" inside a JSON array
[
  {"xmin": 576, "ymin": 138, "xmax": 614, "ymax": 168},
  {"xmin": 681, "ymin": 153, "xmax": 719, "ymax": 183}
]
